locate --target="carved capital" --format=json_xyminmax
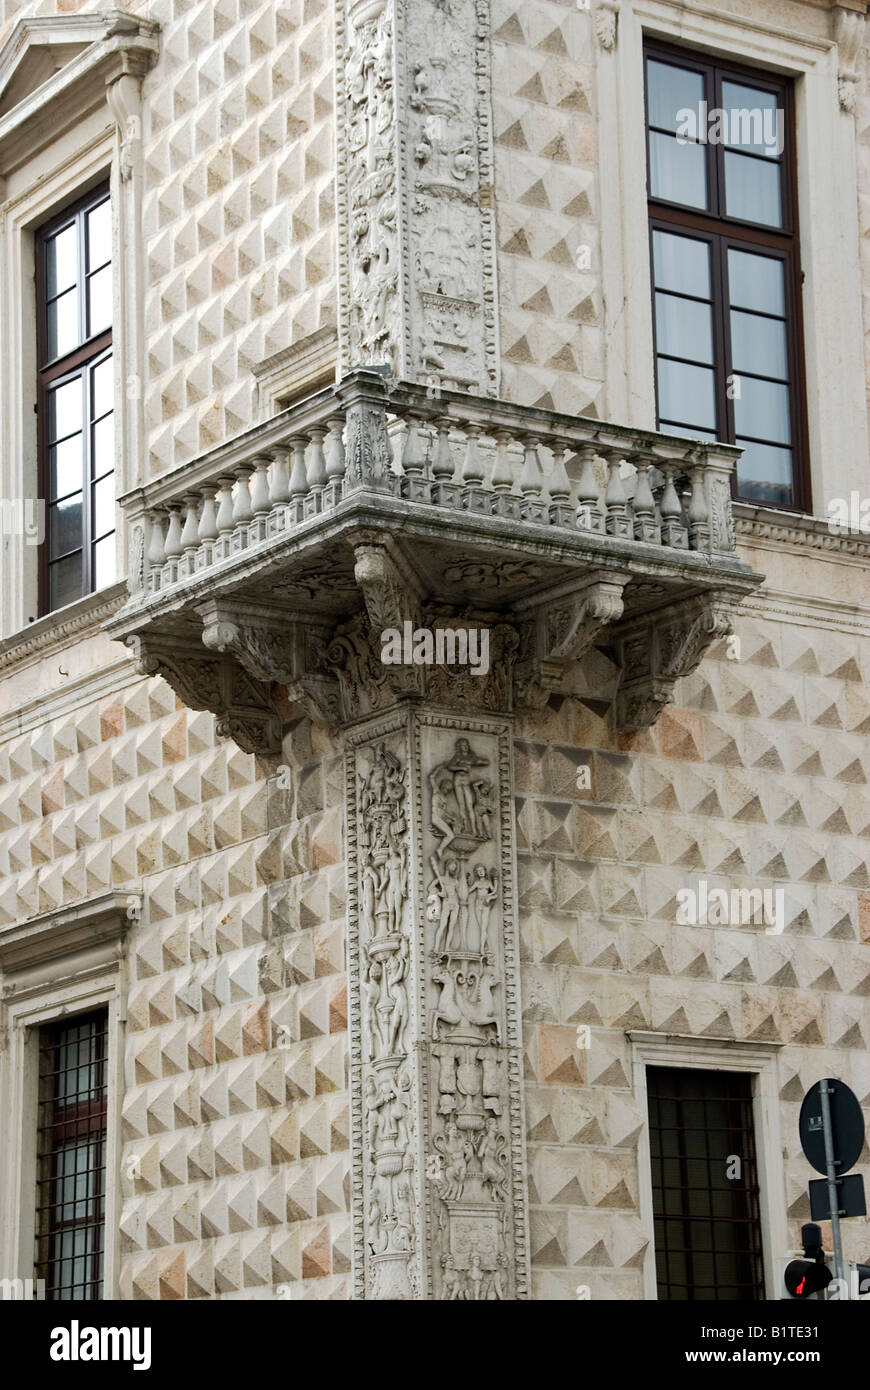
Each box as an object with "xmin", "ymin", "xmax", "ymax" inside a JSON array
[
  {"xmin": 125, "ymin": 629, "xmax": 281, "ymax": 754},
  {"xmin": 612, "ymin": 594, "xmax": 735, "ymax": 733}
]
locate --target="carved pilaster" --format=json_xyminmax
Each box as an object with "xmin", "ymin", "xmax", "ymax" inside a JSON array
[
  {"xmin": 348, "ymin": 711, "xmax": 529, "ymax": 1299},
  {"xmin": 611, "ymin": 594, "xmax": 735, "ymax": 733},
  {"xmin": 337, "ymin": 0, "xmax": 498, "ymax": 392}
]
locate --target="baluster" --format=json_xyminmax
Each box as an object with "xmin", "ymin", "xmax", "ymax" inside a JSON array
[
  {"xmin": 269, "ymin": 446, "xmax": 291, "ymax": 534},
  {"xmin": 603, "ymin": 451, "xmax": 632, "ymax": 538},
  {"xmin": 178, "ymin": 493, "xmax": 201, "ymax": 577},
  {"xmin": 323, "ymin": 416, "xmax": 346, "ymax": 509},
  {"xmin": 246, "ymin": 453, "xmax": 271, "ymax": 543},
  {"xmin": 197, "ymin": 485, "xmax": 218, "ymax": 568},
  {"xmin": 305, "ymin": 427, "xmax": 327, "ymax": 518},
  {"xmin": 400, "ymin": 413, "xmax": 430, "ymax": 504},
  {"xmin": 659, "ymin": 463, "xmax": 688, "ymax": 548},
  {"xmin": 147, "ymin": 509, "xmax": 166, "ymax": 592},
  {"xmin": 461, "ymin": 424, "xmax": 488, "ymax": 515},
  {"xmin": 575, "ymin": 444, "xmax": 604, "ymax": 532},
  {"xmin": 163, "ymin": 502, "xmax": 183, "ymax": 583},
  {"xmin": 548, "ymin": 439, "xmax": 574, "ymax": 527},
  {"xmin": 687, "ymin": 462, "xmax": 710, "ymax": 551},
  {"xmin": 491, "ymin": 428, "xmax": 521, "ymax": 520},
  {"xmin": 630, "ymin": 454, "xmax": 658, "ymax": 544},
  {"xmin": 288, "ymin": 434, "xmax": 309, "ymax": 523},
  {"xmin": 231, "ymin": 464, "xmax": 254, "ymax": 552},
  {"xmin": 519, "ymin": 435, "xmax": 547, "ymax": 523},
  {"xmin": 213, "ymin": 475, "xmax": 236, "ymax": 560},
  {"xmin": 431, "ymin": 417, "xmax": 459, "ymax": 507}
]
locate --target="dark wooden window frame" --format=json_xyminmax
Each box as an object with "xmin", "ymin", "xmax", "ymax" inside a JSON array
[
  {"xmin": 35, "ymin": 1009, "xmax": 108, "ymax": 1301},
  {"xmin": 35, "ymin": 183, "xmax": 112, "ymax": 616},
  {"xmin": 644, "ymin": 40, "xmax": 811, "ymax": 513}
]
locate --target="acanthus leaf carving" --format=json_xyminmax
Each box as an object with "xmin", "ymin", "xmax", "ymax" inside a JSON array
[{"xmin": 612, "ymin": 594, "xmax": 736, "ymax": 733}]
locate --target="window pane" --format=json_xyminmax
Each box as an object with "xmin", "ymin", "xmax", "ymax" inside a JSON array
[
  {"xmin": 721, "ymin": 82, "xmax": 782, "ymax": 157},
  {"xmin": 92, "ymin": 355, "xmax": 113, "ymax": 419},
  {"xmin": 724, "ymin": 151, "xmax": 782, "ymax": 227},
  {"xmin": 45, "ymin": 224, "xmax": 77, "ymax": 297},
  {"xmin": 736, "ymin": 439, "xmax": 794, "ymax": 506},
  {"xmin": 92, "ymin": 415, "xmax": 114, "ymax": 478},
  {"xmin": 49, "ymin": 379, "xmax": 83, "ymax": 444},
  {"xmin": 656, "ymin": 292, "xmax": 713, "ymax": 364},
  {"xmin": 50, "ymin": 494, "xmax": 83, "ymax": 556},
  {"xmin": 87, "ymin": 264, "xmax": 112, "ymax": 337},
  {"xmin": 647, "ymin": 59, "xmax": 705, "ymax": 134},
  {"xmin": 50, "ymin": 435, "xmax": 83, "ymax": 501},
  {"xmin": 733, "ymin": 376, "xmax": 791, "ymax": 444},
  {"xmin": 661, "ymin": 423, "xmax": 717, "ymax": 442},
  {"xmin": 653, "ymin": 231, "xmax": 711, "ymax": 298},
  {"xmin": 93, "ymin": 475, "xmax": 115, "ymax": 538},
  {"xmin": 649, "ymin": 130, "xmax": 707, "ymax": 208},
  {"xmin": 49, "ymin": 552, "xmax": 83, "ymax": 610},
  {"xmin": 94, "ymin": 534, "xmax": 116, "ymax": 589},
  {"xmin": 86, "ymin": 199, "xmax": 111, "ymax": 271},
  {"xmin": 728, "ymin": 250, "xmax": 785, "ymax": 316},
  {"xmin": 657, "ymin": 358, "xmax": 717, "ymax": 431},
  {"xmin": 46, "ymin": 289, "xmax": 78, "ymax": 360},
  {"xmin": 730, "ymin": 310, "xmax": 787, "ymax": 380}
]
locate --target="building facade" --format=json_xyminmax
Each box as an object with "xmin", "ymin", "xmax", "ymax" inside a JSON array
[{"xmin": 0, "ymin": 0, "xmax": 868, "ymax": 1301}]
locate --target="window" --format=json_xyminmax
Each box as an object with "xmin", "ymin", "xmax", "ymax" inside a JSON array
[
  {"xmin": 647, "ymin": 1066, "xmax": 765, "ymax": 1300},
  {"xmin": 35, "ymin": 1010, "xmax": 108, "ymax": 1301},
  {"xmin": 644, "ymin": 45, "xmax": 809, "ymax": 509},
  {"xmin": 36, "ymin": 186, "xmax": 115, "ymax": 614}
]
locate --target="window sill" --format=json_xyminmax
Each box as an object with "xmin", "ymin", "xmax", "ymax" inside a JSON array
[
  {"xmin": 733, "ymin": 502, "xmax": 870, "ymax": 559},
  {"xmin": 0, "ymin": 581, "xmax": 127, "ymax": 677}
]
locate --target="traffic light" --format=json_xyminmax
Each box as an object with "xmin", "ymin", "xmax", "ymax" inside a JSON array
[{"xmin": 784, "ymin": 1223, "xmax": 833, "ymax": 1298}]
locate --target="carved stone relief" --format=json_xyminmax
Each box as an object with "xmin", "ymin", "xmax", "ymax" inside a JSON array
[
  {"xmin": 348, "ymin": 713, "xmax": 529, "ymax": 1299},
  {"xmin": 337, "ymin": 0, "xmax": 498, "ymax": 392}
]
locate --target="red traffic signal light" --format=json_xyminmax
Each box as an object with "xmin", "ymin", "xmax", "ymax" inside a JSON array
[{"xmin": 784, "ymin": 1259, "xmax": 833, "ymax": 1297}]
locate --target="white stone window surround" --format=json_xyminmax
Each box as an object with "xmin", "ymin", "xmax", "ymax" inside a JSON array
[
  {"xmin": 0, "ymin": 12, "xmax": 158, "ymax": 642},
  {"xmin": 0, "ymin": 891, "xmax": 136, "ymax": 1299},
  {"xmin": 597, "ymin": 1, "xmax": 869, "ymax": 517},
  {"xmin": 628, "ymin": 1030, "xmax": 788, "ymax": 1301}
]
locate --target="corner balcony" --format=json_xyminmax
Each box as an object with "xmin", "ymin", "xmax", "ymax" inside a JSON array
[{"xmin": 106, "ymin": 370, "xmax": 761, "ymax": 751}]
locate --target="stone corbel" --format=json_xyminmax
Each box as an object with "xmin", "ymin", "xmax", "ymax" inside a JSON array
[
  {"xmin": 515, "ymin": 574, "xmax": 628, "ymax": 707},
  {"xmin": 349, "ymin": 531, "xmax": 423, "ymax": 633},
  {"xmin": 198, "ymin": 599, "xmax": 340, "ymax": 727},
  {"xmin": 833, "ymin": 6, "xmax": 864, "ymax": 113},
  {"xmin": 105, "ymin": 52, "xmax": 149, "ymax": 180},
  {"xmin": 125, "ymin": 629, "xmax": 281, "ymax": 755},
  {"xmin": 612, "ymin": 593, "xmax": 734, "ymax": 733},
  {"xmin": 594, "ymin": 1, "xmax": 619, "ymax": 50}
]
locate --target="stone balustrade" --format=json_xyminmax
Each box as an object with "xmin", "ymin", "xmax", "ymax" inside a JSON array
[{"xmin": 122, "ymin": 370, "xmax": 741, "ymax": 599}]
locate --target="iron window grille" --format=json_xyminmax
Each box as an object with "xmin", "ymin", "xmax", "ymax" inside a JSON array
[
  {"xmin": 35, "ymin": 1010, "xmax": 108, "ymax": 1300},
  {"xmin": 647, "ymin": 1066, "xmax": 765, "ymax": 1300}
]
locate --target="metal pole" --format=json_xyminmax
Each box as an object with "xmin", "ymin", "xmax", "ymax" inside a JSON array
[{"xmin": 819, "ymin": 1080, "xmax": 847, "ymax": 1295}]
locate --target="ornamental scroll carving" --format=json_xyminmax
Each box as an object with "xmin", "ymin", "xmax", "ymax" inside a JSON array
[{"xmin": 349, "ymin": 714, "xmax": 529, "ymax": 1299}]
